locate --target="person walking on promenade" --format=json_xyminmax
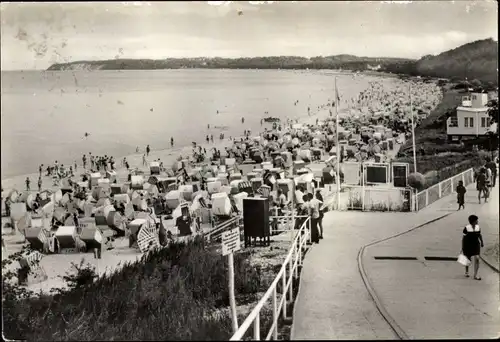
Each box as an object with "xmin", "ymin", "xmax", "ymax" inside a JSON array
[
  {"xmin": 476, "ymin": 167, "xmax": 489, "ymax": 203},
  {"xmin": 146, "ymin": 145, "xmax": 150, "ymax": 157},
  {"xmin": 315, "ymin": 189, "xmax": 324, "ymax": 239},
  {"xmin": 37, "ymin": 176, "xmax": 42, "ymax": 192},
  {"xmin": 456, "ymin": 180, "xmax": 467, "ymax": 210},
  {"xmin": 25, "ymin": 177, "xmax": 31, "ymax": 191},
  {"xmin": 462, "ymin": 215, "xmax": 484, "ymax": 280},
  {"xmin": 485, "ymin": 156, "xmax": 497, "ymax": 187},
  {"xmin": 307, "ymin": 193, "xmax": 321, "ymax": 244}
]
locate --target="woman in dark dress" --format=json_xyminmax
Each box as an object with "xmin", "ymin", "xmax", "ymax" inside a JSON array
[{"xmin": 462, "ymin": 215, "xmax": 484, "ymax": 280}]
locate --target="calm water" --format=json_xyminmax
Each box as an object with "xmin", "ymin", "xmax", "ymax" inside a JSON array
[{"xmin": 1, "ymin": 69, "xmax": 393, "ymax": 178}]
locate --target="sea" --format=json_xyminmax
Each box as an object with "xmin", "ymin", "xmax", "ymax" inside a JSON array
[{"xmin": 1, "ymin": 69, "xmax": 397, "ymax": 179}]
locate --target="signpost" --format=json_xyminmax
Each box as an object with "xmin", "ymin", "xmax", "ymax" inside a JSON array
[{"xmin": 222, "ymin": 227, "xmax": 241, "ymax": 334}]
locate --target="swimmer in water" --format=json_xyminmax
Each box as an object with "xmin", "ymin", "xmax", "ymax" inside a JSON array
[
  {"xmin": 216, "ymin": 110, "xmax": 219, "ymax": 114},
  {"xmin": 83, "ymin": 132, "xmax": 90, "ymax": 138}
]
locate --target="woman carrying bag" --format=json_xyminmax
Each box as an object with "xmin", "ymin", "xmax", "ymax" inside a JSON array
[{"xmin": 460, "ymin": 215, "xmax": 484, "ymax": 280}]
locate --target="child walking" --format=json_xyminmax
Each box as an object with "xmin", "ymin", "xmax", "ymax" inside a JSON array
[{"xmin": 456, "ymin": 180, "xmax": 466, "ymax": 210}]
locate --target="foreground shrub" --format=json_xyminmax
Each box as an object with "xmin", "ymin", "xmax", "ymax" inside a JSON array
[
  {"xmin": 408, "ymin": 172, "xmax": 426, "ymax": 190},
  {"xmin": 3, "ymin": 236, "xmax": 267, "ymax": 341}
]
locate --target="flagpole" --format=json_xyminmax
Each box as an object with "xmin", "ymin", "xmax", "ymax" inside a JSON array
[
  {"xmin": 335, "ymin": 77, "xmax": 341, "ymax": 209},
  {"xmin": 410, "ymin": 83, "xmax": 417, "ymax": 173}
]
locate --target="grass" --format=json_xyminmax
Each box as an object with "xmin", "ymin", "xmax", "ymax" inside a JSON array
[{"xmin": 2, "ymin": 236, "xmax": 281, "ymax": 341}]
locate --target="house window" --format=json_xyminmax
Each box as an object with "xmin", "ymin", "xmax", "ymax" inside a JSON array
[
  {"xmin": 469, "ymin": 117, "xmax": 474, "ymax": 127},
  {"xmin": 449, "ymin": 117, "xmax": 458, "ymax": 127},
  {"xmin": 481, "ymin": 117, "xmax": 487, "ymax": 127},
  {"xmin": 472, "ymin": 95, "xmax": 477, "ymax": 100},
  {"xmin": 464, "ymin": 117, "xmax": 469, "ymax": 127}
]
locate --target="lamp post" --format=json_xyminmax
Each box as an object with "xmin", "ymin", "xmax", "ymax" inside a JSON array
[{"xmin": 409, "ymin": 83, "xmax": 417, "ymax": 173}]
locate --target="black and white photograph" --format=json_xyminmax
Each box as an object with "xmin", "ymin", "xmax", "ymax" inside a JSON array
[{"xmin": 1, "ymin": 1, "xmax": 498, "ymax": 340}]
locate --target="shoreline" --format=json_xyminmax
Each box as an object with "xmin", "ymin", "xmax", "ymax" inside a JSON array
[{"xmin": 1, "ymin": 105, "xmax": 333, "ymax": 193}]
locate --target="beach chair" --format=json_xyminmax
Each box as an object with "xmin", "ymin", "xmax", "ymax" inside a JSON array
[
  {"xmin": 55, "ymin": 226, "xmax": 85, "ymax": 253},
  {"xmin": 211, "ymin": 192, "xmax": 232, "ymax": 217},
  {"xmin": 79, "ymin": 218, "xmax": 103, "ymax": 251},
  {"xmin": 24, "ymin": 227, "xmax": 50, "ymax": 253},
  {"xmin": 19, "ymin": 251, "xmax": 48, "ymax": 285}
]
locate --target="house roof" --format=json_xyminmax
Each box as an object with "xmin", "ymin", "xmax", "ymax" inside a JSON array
[{"xmin": 457, "ymin": 106, "xmax": 489, "ymax": 112}]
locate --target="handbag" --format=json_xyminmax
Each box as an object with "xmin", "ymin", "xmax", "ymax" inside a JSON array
[{"xmin": 457, "ymin": 252, "xmax": 471, "ymax": 267}]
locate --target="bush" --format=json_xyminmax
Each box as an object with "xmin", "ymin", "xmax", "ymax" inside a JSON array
[
  {"xmin": 3, "ymin": 236, "xmax": 268, "ymax": 341},
  {"xmin": 408, "ymin": 173, "xmax": 426, "ymax": 190}
]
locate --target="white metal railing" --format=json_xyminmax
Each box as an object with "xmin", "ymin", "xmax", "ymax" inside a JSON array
[
  {"xmin": 415, "ymin": 168, "xmax": 474, "ymax": 211},
  {"xmin": 230, "ymin": 216, "xmax": 311, "ymax": 341}
]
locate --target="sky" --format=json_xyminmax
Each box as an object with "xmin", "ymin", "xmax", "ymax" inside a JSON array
[{"xmin": 0, "ymin": 1, "xmax": 498, "ymax": 70}]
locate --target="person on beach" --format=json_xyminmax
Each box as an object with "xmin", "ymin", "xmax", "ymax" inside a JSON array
[
  {"xmin": 74, "ymin": 161, "xmax": 77, "ymax": 172},
  {"xmin": 462, "ymin": 215, "xmax": 484, "ymax": 280},
  {"xmin": 171, "ymin": 137, "xmax": 174, "ymax": 147},
  {"xmin": 37, "ymin": 176, "xmax": 42, "ymax": 192},
  {"xmin": 136, "ymin": 146, "xmax": 139, "ymax": 153},
  {"xmin": 25, "ymin": 177, "xmax": 30, "ymax": 191},
  {"xmin": 39, "ymin": 164, "xmax": 43, "ymax": 177},
  {"xmin": 82, "ymin": 154, "xmax": 87, "ymax": 169},
  {"xmin": 456, "ymin": 180, "xmax": 466, "ymax": 210},
  {"xmin": 54, "ymin": 160, "xmax": 59, "ymax": 174},
  {"xmin": 146, "ymin": 145, "xmax": 150, "ymax": 156},
  {"xmin": 211, "ymin": 134, "xmax": 214, "ymax": 143},
  {"xmin": 206, "ymin": 135, "xmax": 210, "ymax": 144},
  {"xmin": 142, "ymin": 154, "xmax": 147, "ymax": 166}
]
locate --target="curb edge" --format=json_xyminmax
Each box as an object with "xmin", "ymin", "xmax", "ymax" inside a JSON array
[{"xmin": 480, "ymin": 254, "xmax": 500, "ymax": 273}]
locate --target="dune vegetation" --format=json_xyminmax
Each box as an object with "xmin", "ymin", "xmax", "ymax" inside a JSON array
[{"xmin": 2, "ymin": 236, "xmax": 283, "ymax": 341}]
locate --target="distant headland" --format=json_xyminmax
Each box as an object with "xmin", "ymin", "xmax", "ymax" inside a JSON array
[{"xmin": 47, "ymin": 38, "xmax": 498, "ymax": 84}]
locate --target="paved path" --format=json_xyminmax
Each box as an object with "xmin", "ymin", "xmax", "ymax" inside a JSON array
[
  {"xmin": 290, "ymin": 187, "xmax": 462, "ymax": 339},
  {"xmin": 363, "ymin": 186, "xmax": 499, "ymax": 339},
  {"xmin": 290, "ymin": 181, "xmax": 497, "ymax": 339}
]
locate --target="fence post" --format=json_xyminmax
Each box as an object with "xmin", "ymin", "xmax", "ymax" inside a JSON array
[
  {"xmin": 298, "ymin": 238, "xmax": 302, "ymax": 266},
  {"xmin": 307, "ymin": 218, "xmax": 312, "ymax": 244},
  {"xmin": 461, "ymin": 172, "xmax": 465, "ymax": 185},
  {"xmin": 293, "ymin": 243, "xmax": 298, "ymax": 278},
  {"xmin": 450, "ymin": 177, "xmax": 454, "ymax": 191},
  {"xmin": 438, "ymin": 182, "xmax": 442, "ymax": 198},
  {"xmin": 425, "ymin": 189, "xmax": 429, "ymax": 207},
  {"xmin": 282, "ymin": 271, "xmax": 287, "ymax": 319},
  {"xmin": 288, "ymin": 258, "xmax": 293, "ymax": 301},
  {"xmin": 253, "ymin": 312, "xmax": 260, "ymax": 340},
  {"xmin": 272, "ymin": 288, "xmax": 278, "ymax": 340}
]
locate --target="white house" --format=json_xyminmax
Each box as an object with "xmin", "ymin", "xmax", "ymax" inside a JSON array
[{"xmin": 447, "ymin": 92, "xmax": 493, "ymax": 141}]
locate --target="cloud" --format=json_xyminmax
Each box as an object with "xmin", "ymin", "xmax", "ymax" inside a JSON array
[{"xmin": 0, "ymin": 1, "xmax": 497, "ymax": 70}]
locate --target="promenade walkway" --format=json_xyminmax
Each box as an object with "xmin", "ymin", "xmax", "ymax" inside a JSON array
[
  {"xmin": 291, "ymin": 182, "xmax": 498, "ymax": 339},
  {"xmin": 362, "ymin": 187, "xmax": 499, "ymax": 339}
]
